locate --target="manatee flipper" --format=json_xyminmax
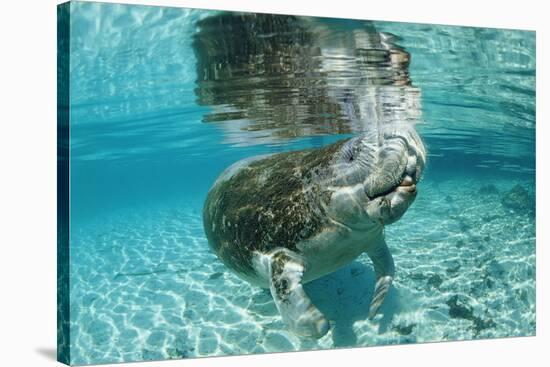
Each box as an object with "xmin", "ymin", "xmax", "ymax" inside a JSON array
[
  {"xmin": 268, "ymin": 248, "xmax": 330, "ymax": 338},
  {"xmin": 366, "ymin": 238, "xmax": 395, "ymax": 319}
]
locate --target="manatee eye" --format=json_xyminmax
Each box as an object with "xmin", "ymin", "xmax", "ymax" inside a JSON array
[{"xmin": 342, "ymin": 145, "xmax": 356, "ymax": 164}]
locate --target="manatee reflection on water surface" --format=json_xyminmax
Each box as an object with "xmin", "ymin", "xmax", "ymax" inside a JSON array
[{"xmin": 193, "ymin": 13, "xmax": 421, "ymax": 145}]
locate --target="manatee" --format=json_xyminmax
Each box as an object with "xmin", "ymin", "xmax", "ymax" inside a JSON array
[{"xmin": 203, "ymin": 125, "xmax": 426, "ymax": 338}]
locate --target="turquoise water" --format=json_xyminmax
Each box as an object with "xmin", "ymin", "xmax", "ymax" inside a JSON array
[{"xmin": 63, "ymin": 2, "xmax": 535, "ymax": 365}]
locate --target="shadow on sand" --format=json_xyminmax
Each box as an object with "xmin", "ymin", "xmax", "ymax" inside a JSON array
[{"xmin": 305, "ymin": 260, "xmax": 400, "ymax": 347}]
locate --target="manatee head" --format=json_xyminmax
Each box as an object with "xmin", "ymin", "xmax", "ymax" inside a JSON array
[{"xmin": 324, "ymin": 125, "xmax": 426, "ymax": 228}]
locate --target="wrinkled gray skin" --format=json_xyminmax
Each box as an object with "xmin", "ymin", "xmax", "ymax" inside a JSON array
[{"xmin": 203, "ymin": 125, "xmax": 426, "ymax": 338}]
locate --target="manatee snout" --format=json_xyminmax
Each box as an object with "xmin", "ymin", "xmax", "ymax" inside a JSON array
[
  {"xmin": 362, "ymin": 126, "xmax": 426, "ymax": 224},
  {"xmin": 363, "ymin": 128, "xmax": 424, "ymax": 197}
]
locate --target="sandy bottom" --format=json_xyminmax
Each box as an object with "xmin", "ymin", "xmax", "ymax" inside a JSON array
[{"xmin": 69, "ymin": 176, "xmax": 535, "ymax": 365}]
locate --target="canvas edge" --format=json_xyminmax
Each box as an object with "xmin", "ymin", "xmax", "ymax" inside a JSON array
[{"xmin": 57, "ymin": 1, "xmax": 71, "ymax": 365}]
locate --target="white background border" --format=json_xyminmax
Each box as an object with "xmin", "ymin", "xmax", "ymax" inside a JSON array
[{"xmin": 0, "ymin": 0, "xmax": 546, "ymax": 366}]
